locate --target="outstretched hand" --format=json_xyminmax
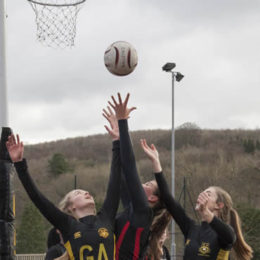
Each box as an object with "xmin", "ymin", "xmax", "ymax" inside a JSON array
[
  {"xmin": 6, "ymin": 134, "xmax": 24, "ymax": 163},
  {"xmin": 102, "ymin": 106, "xmax": 119, "ymax": 141},
  {"xmin": 140, "ymin": 139, "xmax": 162, "ymax": 173},
  {"xmin": 140, "ymin": 139, "xmax": 159, "ymax": 162},
  {"xmin": 108, "ymin": 93, "xmax": 136, "ymax": 120}
]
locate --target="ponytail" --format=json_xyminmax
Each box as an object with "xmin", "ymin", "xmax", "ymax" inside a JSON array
[
  {"xmin": 146, "ymin": 208, "xmax": 171, "ymax": 260},
  {"xmin": 146, "ymin": 186, "xmax": 171, "ymax": 260},
  {"xmin": 230, "ymin": 208, "xmax": 253, "ymax": 260},
  {"xmin": 212, "ymin": 186, "xmax": 253, "ymax": 260}
]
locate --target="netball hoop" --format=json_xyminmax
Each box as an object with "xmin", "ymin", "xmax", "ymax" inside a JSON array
[{"xmin": 27, "ymin": 0, "xmax": 86, "ymax": 48}]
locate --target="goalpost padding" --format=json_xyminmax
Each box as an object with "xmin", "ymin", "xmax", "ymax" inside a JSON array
[
  {"xmin": 0, "ymin": 127, "xmax": 15, "ymax": 260},
  {"xmin": 0, "ymin": 0, "xmax": 8, "ymax": 126}
]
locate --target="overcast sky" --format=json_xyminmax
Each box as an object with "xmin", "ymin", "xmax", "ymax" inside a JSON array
[{"xmin": 4, "ymin": 0, "xmax": 260, "ymax": 144}]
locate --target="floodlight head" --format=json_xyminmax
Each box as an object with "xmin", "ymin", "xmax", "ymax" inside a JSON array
[
  {"xmin": 162, "ymin": 62, "xmax": 176, "ymax": 72},
  {"xmin": 175, "ymin": 72, "xmax": 184, "ymax": 82}
]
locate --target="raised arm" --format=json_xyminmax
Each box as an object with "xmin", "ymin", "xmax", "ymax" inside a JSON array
[
  {"xmin": 155, "ymin": 172, "xmax": 193, "ymax": 238},
  {"xmin": 103, "ymin": 107, "xmax": 131, "ymax": 208},
  {"xmin": 119, "ymin": 174, "xmax": 131, "ymax": 209},
  {"xmin": 140, "ymin": 139, "xmax": 193, "ymax": 238},
  {"xmin": 6, "ymin": 134, "xmax": 69, "ymax": 231},
  {"xmin": 108, "ymin": 93, "xmax": 149, "ymax": 212},
  {"xmin": 100, "ymin": 107, "xmax": 122, "ymax": 222}
]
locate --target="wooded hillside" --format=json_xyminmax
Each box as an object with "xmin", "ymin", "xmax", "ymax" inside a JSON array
[{"xmin": 13, "ymin": 124, "xmax": 260, "ymax": 258}]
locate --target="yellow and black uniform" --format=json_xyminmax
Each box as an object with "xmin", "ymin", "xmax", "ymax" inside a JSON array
[
  {"xmin": 155, "ymin": 172, "xmax": 236, "ymax": 260},
  {"xmin": 115, "ymin": 120, "xmax": 153, "ymax": 260},
  {"xmin": 14, "ymin": 141, "xmax": 121, "ymax": 260}
]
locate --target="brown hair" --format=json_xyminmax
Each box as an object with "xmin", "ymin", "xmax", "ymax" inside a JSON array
[
  {"xmin": 212, "ymin": 186, "xmax": 253, "ymax": 260},
  {"xmin": 146, "ymin": 188, "xmax": 171, "ymax": 260}
]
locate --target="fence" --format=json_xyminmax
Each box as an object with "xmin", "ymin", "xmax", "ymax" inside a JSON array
[{"xmin": 16, "ymin": 254, "xmax": 45, "ymax": 260}]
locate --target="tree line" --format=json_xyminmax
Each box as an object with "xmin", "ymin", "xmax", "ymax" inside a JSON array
[{"xmin": 14, "ymin": 124, "xmax": 260, "ymax": 258}]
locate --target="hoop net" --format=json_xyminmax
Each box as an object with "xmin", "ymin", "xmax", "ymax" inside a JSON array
[{"xmin": 28, "ymin": 0, "xmax": 86, "ymax": 48}]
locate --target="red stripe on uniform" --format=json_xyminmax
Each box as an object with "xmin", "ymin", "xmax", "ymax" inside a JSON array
[
  {"xmin": 133, "ymin": 227, "xmax": 144, "ymax": 260},
  {"xmin": 116, "ymin": 221, "xmax": 130, "ymax": 260}
]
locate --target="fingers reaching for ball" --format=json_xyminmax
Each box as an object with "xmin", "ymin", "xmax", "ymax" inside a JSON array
[
  {"xmin": 102, "ymin": 106, "xmax": 120, "ymax": 141},
  {"xmin": 108, "ymin": 93, "xmax": 136, "ymax": 120}
]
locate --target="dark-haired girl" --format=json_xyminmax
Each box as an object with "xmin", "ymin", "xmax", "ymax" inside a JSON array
[
  {"xmin": 141, "ymin": 139, "xmax": 253, "ymax": 260},
  {"xmin": 103, "ymin": 93, "xmax": 170, "ymax": 260}
]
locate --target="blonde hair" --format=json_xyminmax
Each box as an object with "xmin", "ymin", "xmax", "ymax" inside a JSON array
[
  {"xmin": 59, "ymin": 190, "xmax": 75, "ymax": 217},
  {"xmin": 59, "ymin": 189, "xmax": 96, "ymax": 219},
  {"xmin": 211, "ymin": 186, "xmax": 253, "ymax": 260}
]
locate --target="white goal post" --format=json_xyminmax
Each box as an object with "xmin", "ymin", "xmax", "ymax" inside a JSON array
[{"xmin": 0, "ymin": 0, "xmax": 8, "ymax": 127}]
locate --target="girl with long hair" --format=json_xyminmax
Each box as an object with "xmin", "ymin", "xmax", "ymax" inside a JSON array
[
  {"xmin": 158, "ymin": 228, "xmax": 171, "ymax": 260},
  {"xmin": 141, "ymin": 139, "xmax": 253, "ymax": 260},
  {"xmin": 6, "ymin": 131, "xmax": 121, "ymax": 260},
  {"xmin": 103, "ymin": 93, "xmax": 171, "ymax": 260}
]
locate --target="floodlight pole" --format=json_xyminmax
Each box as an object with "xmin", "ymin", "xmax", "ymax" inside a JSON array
[
  {"xmin": 0, "ymin": 0, "xmax": 8, "ymax": 127},
  {"xmin": 170, "ymin": 71, "xmax": 176, "ymax": 260},
  {"xmin": 163, "ymin": 63, "xmax": 184, "ymax": 260}
]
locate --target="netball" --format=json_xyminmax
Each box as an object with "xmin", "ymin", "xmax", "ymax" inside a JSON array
[{"xmin": 104, "ymin": 41, "xmax": 138, "ymax": 76}]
